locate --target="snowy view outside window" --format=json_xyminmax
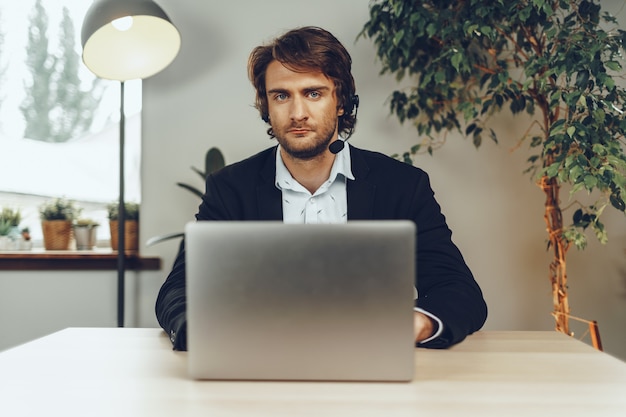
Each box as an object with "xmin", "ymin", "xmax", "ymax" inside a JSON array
[{"xmin": 0, "ymin": 0, "xmax": 142, "ymax": 245}]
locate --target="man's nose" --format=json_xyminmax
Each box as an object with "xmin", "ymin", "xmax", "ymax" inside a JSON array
[{"xmin": 290, "ymin": 96, "xmax": 308, "ymax": 120}]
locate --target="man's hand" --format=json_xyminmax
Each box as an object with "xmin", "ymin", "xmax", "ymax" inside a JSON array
[{"xmin": 414, "ymin": 311, "xmax": 435, "ymax": 343}]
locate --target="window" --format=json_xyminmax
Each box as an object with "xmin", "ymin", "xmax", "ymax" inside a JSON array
[{"xmin": 0, "ymin": 0, "xmax": 142, "ymax": 247}]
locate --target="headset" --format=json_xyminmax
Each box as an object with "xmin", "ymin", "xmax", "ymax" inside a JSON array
[
  {"xmin": 344, "ymin": 94, "xmax": 359, "ymax": 117},
  {"xmin": 329, "ymin": 94, "xmax": 359, "ymax": 154}
]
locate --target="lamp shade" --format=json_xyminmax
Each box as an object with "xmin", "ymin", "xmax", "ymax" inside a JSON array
[{"xmin": 81, "ymin": 0, "xmax": 181, "ymax": 81}]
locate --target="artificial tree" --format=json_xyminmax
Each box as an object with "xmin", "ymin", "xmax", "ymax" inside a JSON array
[{"xmin": 361, "ymin": 0, "xmax": 626, "ymax": 336}]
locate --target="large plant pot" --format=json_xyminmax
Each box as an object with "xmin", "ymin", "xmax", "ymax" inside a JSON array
[
  {"xmin": 109, "ymin": 220, "xmax": 139, "ymax": 252},
  {"xmin": 42, "ymin": 220, "xmax": 72, "ymax": 250},
  {"xmin": 73, "ymin": 226, "xmax": 98, "ymax": 250}
]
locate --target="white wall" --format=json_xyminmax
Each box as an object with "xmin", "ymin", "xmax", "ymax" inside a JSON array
[
  {"xmin": 0, "ymin": 270, "xmax": 163, "ymax": 349},
  {"xmin": 2, "ymin": 0, "xmax": 625, "ymax": 361}
]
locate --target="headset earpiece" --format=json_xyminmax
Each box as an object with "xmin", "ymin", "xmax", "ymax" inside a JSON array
[
  {"xmin": 329, "ymin": 95, "xmax": 359, "ymax": 154},
  {"xmin": 352, "ymin": 95, "xmax": 359, "ymax": 113},
  {"xmin": 344, "ymin": 95, "xmax": 359, "ymax": 116}
]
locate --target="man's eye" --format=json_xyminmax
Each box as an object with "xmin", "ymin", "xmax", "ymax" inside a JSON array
[
  {"xmin": 274, "ymin": 93, "xmax": 288, "ymax": 101},
  {"xmin": 309, "ymin": 91, "xmax": 320, "ymax": 99}
]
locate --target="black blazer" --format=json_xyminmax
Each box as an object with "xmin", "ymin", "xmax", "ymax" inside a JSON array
[{"xmin": 156, "ymin": 146, "xmax": 487, "ymax": 350}]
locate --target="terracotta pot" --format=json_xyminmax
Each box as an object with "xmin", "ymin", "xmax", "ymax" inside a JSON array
[
  {"xmin": 42, "ymin": 220, "xmax": 72, "ymax": 250},
  {"xmin": 109, "ymin": 220, "xmax": 139, "ymax": 252}
]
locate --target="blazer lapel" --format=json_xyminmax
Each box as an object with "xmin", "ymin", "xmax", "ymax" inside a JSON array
[
  {"xmin": 257, "ymin": 146, "xmax": 283, "ymax": 220},
  {"xmin": 347, "ymin": 147, "xmax": 376, "ymax": 220}
]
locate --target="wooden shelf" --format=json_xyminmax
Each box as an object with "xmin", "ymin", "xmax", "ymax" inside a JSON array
[{"xmin": 0, "ymin": 250, "xmax": 161, "ymax": 271}]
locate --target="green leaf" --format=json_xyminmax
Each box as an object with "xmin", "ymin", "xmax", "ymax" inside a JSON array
[
  {"xmin": 606, "ymin": 61, "xmax": 622, "ymax": 71},
  {"xmin": 604, "ymin": 76, "xmax": 616, "ymax": 90},
  {"xmin": 593, "ymin": 220, "xmax": 608, "ymax": 245},
  {"xmin": 393, "ymin": 29, "xmax": 405, "ymax": 46},
  {"xmin": 583, "ymin": 175, "xmax": 598, "ymax": 190},
  {"xmin": 489, "ymin": 128, "xmax": 498, "ymax": 144},
  {"xmin": 563, "ymin": 227, "xmax": 587, "ymax": 250},
  {"xmin": 451, "ymin": 52, "xmax": 463, "ymax": 73},
  {"xmin": 592, "ymin": 143, "xmax": 606, "ymax": 156},
  {"xmin": 480, "ymin": 26, "xmax": 493, "ymax": 36},
  {"xmin": 473, "ymin": 133, "xmax": 482, "ymax": 148},
  {"xmin": 546, "ymin": 162, "xmax": 560, "ymax": 178},
  {"xmin": 569, "ymin": 165, "xmax": 584, "ymax": 183},
  {"xmin": 575, "ymin": 70, "xmax": 590, "ymax": 89},
  {"xmin": 573, "ymin": 209, "xmax": 583, "ymax": 224},
  {"xmin": 592, "ymin": 108, "xmax": 606, "ymax": 124},
  {"xmin": 426, "ymin": 22, "xmax": 437, "ymax": 37},
  {"xmin": 176, "ymin": 183, "xmax": 203, "ymax": 198},
  {"xmin": 550, "ymin": 119, "xmax": 566, "ymax": 133},
  {"xmin": 466, "ymin": 23, "xmax": 479, "ymax": 35},
  {"xmin": 610, "ymin": 193, "xmax": 626, "ymax": 211},
  {"xmin": 570, "ymin": 182, "xmax": 585, "ymax": 196}
]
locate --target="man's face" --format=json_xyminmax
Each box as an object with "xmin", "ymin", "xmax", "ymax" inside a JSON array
[{"xmin": 265, "ymin": 60, "xmax": 343, "ymax": 160}]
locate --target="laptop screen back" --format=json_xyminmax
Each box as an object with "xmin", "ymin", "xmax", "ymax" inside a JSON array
[{"xmin": 185, "ymin": 220, "xmax": 416, "ymax": 381}]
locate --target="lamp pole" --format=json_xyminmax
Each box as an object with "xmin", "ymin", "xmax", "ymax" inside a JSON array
[
  {"xmin": 117, "ymin": 80, "xmax": 126, "ymax": 328},
  {"xmin": 81, "ymin": 0, "xmax": 181, "ymax": 329}
]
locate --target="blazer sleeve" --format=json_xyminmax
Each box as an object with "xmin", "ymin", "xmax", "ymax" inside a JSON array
[
  {"xmin": 409, "ymin": 171, "xmax": 487, "ymax": 348},
  {"xmin": 155, "ymin": 239, "xmax": 188, "ymax": 350},
  {"xmin": 154, "ymin": 149, "xmax": 273, "ymax": 351},
  {"xmin": 155, "ymin": 173, "xmax": 235, "ymax": 351},
  {"xmin": 348, "ymin": 148, "xmax": 487, "ymax": 348}
]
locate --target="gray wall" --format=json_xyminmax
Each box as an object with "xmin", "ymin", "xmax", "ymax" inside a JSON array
[
  {"xmin": 142, "ymin": 0, "xmax": 626, "ymax": 359},
  {"xmin": 2, "ymin": 1, "xmax": 625, "ymax": 361}
]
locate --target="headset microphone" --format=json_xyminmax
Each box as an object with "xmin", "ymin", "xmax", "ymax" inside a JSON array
[
  {"xmin": 329, "ymin": 140, "xmax": 345, "ymax": 154},
  {"xmin": 329, "ymin": 95, "xmax": 359, "ymax": 154}
]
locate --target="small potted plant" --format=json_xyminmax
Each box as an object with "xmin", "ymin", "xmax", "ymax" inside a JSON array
[
  {"xmin": 0, "ymin": 207, "xmax": 22, "ymax": 250},
  {"xmin": 39, "ymin": 198, "xmax": 81, "ymax": 250},
  {"xmin": 73, "ymin": 218, "xmax": 100, "ymax": 250},
  {"xmin": 20, "ymin": 227, "xmax": 32, "ymax": 250},
  {"xmin": 107, "ymin": 201, "xmax": 139, "ymax": 252},
  {"xmin": 0, "ymin": 220, "xmax": 10, "ymax": 250},
  {"xmin": 0, "ymin": 208, "xmax": 22, "ymax": 250},
  {"xmin": 0, "ymin": 218, "xmax": 11, "ymax": 240}
]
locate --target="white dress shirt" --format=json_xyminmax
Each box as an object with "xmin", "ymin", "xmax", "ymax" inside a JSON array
[
  {"xmin": 275, "ymin": 143, "xmax": 443, "ymax": 344},
  {"xmin": 276, "ymin": 142, "xmax": 354, "ymax": 224}
]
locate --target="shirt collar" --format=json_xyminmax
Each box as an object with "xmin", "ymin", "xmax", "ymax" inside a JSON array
[{"xmin": 275, "ymin": 141, "xmax": 355, "ymax": 191}]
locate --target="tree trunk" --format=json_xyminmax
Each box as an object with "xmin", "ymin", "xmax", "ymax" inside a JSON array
[{"xmin": 538, "ymin": 171, "xmax": 571, "ymax": 336}]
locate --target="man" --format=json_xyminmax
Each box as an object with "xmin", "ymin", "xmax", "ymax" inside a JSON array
[{"xmin": 156, "ymin": 26, "xmax": 487, "ymax": 351}]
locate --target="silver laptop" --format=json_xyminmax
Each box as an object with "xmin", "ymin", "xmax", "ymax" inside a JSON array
[{"xmin": 185, "ymin": 220, "xmax": 416, "ymax": 381}]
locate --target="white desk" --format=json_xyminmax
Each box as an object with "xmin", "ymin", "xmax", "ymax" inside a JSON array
[{"xmin": 1, "ymin": 328, "xmax": 625, "ymax": 416}]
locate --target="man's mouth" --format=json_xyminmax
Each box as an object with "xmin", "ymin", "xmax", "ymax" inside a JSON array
[{"xmin": 288, "ymin": 128, "xmax": 311, "ymax": 135}]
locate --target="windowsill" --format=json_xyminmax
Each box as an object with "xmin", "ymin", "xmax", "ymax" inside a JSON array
[{"xmin": 0, "ymin": 249, "xmax": 161, "ymax": 271}]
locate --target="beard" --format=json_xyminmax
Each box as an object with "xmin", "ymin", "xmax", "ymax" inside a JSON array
[{"xmin": 272, "ymin": 118, "xmax": 338, "ymax": 160}]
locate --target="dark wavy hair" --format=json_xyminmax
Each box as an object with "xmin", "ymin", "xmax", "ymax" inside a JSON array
[{"xmin": 248, "ymin": 26, "xmax": 357, "ymax": 138}]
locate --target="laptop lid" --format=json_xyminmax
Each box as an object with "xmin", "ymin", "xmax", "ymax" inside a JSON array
[{"xmin": 185, "ymin": 220, "xmax": 416, "ymax": 381}]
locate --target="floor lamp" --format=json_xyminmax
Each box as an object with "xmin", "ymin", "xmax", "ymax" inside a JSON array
[{"xmin": 81, "ymin": 0, "xmax": 181, "ymax": 327}]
